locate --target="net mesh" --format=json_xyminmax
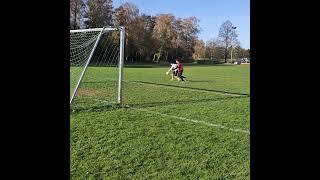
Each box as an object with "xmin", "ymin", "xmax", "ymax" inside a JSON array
[{"xmin": 70, "ymin": 29, "xmax": 121, "ymax": 109}]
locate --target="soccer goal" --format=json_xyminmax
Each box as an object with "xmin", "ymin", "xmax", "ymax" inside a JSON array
[{"xmin": 70, "ymin": 27, "xmax": 125, "ymax": 105}]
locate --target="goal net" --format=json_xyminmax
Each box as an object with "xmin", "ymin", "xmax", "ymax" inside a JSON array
[{"xmin": 70, "ymin": 27, "xmax": 125, "ymax": 108}]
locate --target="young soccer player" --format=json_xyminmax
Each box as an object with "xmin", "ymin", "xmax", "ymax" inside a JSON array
[
  {"xmin": 166, "ymin": 61, "xmax": 179, "ymax": 80},
  {"xmin": 176, "ymin": 58, "xmax": 186, "ymax": 82}
]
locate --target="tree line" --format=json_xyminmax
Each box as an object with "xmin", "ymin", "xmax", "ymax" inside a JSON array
[{"xmin": 70, "ymin": 0, "xmax": 249, "ymax": 63}]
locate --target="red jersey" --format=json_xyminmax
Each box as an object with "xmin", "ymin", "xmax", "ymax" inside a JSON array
[{"xmin": 178, "ymin": 63, "xmax": 183, "ymax": 72}]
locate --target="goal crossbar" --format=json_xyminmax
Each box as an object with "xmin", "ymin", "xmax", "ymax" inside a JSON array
[{"xmin": 70, "ymin": 27, "xmax": 118, "ymax": 33}]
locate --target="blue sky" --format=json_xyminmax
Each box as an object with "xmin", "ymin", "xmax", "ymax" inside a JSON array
[{"xmin": 113, "ymin": 0, "xmax": 250, "ymax": 49}]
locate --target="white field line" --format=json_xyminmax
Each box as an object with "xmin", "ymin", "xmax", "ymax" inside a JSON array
[
  {"xmin": 130, "ymin": 106, "xmax": 250, "ymax": 135},
  {"xmin": 92, "ymin": 99, "xmax": 250, "ymax": 135}
]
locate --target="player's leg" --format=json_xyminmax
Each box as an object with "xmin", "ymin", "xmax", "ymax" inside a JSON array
[
  {"xmin": 181, "ymin": 75, "xmax": 186, "ymax": 81},
  {"xmin": 179, "ymin": 70, "xmax": 185, "ymax": 81},
  {"xmin": 174, "ymin": 70, "xmax": 180, "ymax": 80}
]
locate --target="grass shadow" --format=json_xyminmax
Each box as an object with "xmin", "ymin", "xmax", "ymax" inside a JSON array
[
  {"xmin": 187, "ymin": 80, "xmax": 216, "ymax": 83},
  {"xmin": 70, "ymin": 101, "xmax": 122, "ymax": 113},
  {"xmin": 127, "ymin": 95, "xmax": 249, "ymax": 109},
  {"xmin": 82, "ymin": 80, "xmax": 250, "ymax": 97},
  {"xmin": 70, "ymin": 95, "xmax": 249, "ymax": 113},
  {"xmin": 122, "ymin": 63, "xmax": 237, "ymax": 68},
  {"xmin": 133, "ymin": 81, "xmax": 250, "ymax": 96}
]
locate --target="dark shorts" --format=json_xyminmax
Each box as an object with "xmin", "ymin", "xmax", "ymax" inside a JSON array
[
  {"xmin": 173, "ymin": 70, "xmax": 178, "ymax": 76},
  {"xmin": 178, "ymin": 70, "xmax": 185, "ymax": 81}
]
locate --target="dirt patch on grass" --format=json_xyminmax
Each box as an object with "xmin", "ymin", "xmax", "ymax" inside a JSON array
[{"xmin": 76, "ymin": 88, "xmax": 97, "ymax": 96}]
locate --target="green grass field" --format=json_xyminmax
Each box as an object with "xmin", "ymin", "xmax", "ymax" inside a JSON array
[{"xmin": 70, "ymin": 64, "xmax": 250, "ymax": 179}]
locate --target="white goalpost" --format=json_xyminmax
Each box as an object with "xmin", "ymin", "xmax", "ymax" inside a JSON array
[{"xmin": 70, "ymin": 26, "xmax": 125, "ymax": 105}]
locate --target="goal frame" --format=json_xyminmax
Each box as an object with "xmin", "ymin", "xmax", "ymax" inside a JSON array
[{"xmin": 70, "ymin": 26, "xmax": 125, "ymax": 105}]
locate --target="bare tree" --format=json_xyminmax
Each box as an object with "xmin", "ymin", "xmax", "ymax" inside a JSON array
[
  {"xmin": 218, "ymin": 20, "xmax": 238, "ymax": 63},
  {"xmin": 230, "ymin": 39, "xmax": 240, "ymax": 61},
  {"xmin": 70, "ymin": 0, "xmax": 85, "ymax": 29},
  {"xmin": 84, "ymin": 0, "xmax": 113, "ymax": 28},
  {"xmin": 205, "ymin": 38, "xmax": 225, "ymax": 60},
  {"xmin": 205, "ymin": 39, "xmax": 217, "ymax": 59},
  {"xmin": 113, "ymin": 2, "xmax": 139, "ymax": 26}
]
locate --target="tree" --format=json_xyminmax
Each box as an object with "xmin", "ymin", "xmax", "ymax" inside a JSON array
[
  {"xmin": 232, "ymin": 46, "xmax": 250, "ymax": 59},
  {"xmin": 218, "ymin": 20, "xmax": 238, "ymax": 63},
  {"xmin": 230, "ymin": 39, "xmax": 240, "ymax": 61},
  {"xmin": 205, "ymin": 39, "xmax": 218, "ymax": 59},
  {"xmin": 135, "ymin": 14, "xmax": 157, "ymax": 61},
  {"xmin": 193, "ymin": 39, "xmax": 205, "ymax": 59},
  {"xmin": 84, "ymin": 0, "xmax": 113, "ymax": 28},
  {"xmin": 113, "ymin": 2, "xmax": 139, "ymax": 26},
  {"xmin": 181, "ymin": 17, "xmax": 200, "ymax": 50},
  {"xmin": 113, "ymin": 3, "xmax": 140, "ymax": 61},
  {"xmin": 152, "ymin": 14, "xmax": 177, "ymax": 62},
  {"xmin": 205, "ymin": 39, "xmax": 225, "ymax": 60},
  {"xmin": 174, "ymin": 17, "xmax": 200, "ymax": 60},
  {"xmin": 127, "ymin": 14, "xmax": 156, "ymax": 62},
  {"xmin": 70, "ymin": 0, "xmax": 85, "ymax": 29}
]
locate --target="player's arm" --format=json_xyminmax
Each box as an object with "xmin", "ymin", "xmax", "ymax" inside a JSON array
[{"xmin": 166, "ymin": 66, "xmax": 173, "ymax": 74}]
